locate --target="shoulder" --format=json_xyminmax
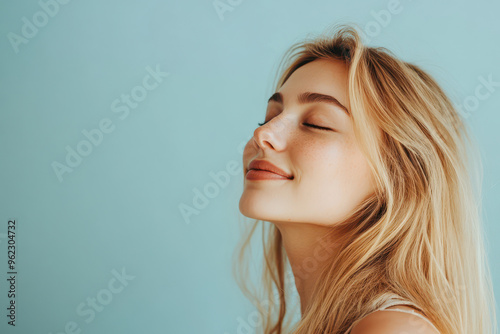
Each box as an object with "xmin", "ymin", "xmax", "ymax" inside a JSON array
[{"xmin": 350, "ymin": 305, "xmax": 440, "ymax": 334}]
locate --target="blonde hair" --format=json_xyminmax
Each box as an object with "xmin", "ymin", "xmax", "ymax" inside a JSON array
[{"xmin": 233, "ymin": 23, "xmax": 497, "ymax": 334}]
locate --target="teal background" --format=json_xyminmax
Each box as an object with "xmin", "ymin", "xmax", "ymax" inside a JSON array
[{"xmin": 0, "ymin": 0, "xmax": 499, "ymax": 333}]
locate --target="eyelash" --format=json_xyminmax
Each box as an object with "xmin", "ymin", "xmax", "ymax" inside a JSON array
[{"xmin": 257, "ymin": 121, "xmax": 332, "ymax": 131}]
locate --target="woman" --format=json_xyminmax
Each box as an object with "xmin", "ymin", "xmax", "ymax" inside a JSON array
[{"xmin": 235, "ymin": 23, "xmax": 497, "ymax": 334}]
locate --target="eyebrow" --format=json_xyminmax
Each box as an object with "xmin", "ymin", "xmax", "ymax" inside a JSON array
[{"xmin": 267, "ymin": 91, "xmax": 350, "ymax": 116}]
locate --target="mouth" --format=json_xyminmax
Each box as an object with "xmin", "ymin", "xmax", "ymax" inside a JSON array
[
  {"xmin": 245, "ymin": 159, "xmax": 294, "ymax": 181},
  {"xmin": 245, "ymin": 169, "xmax": 293, "ymax": 180}
]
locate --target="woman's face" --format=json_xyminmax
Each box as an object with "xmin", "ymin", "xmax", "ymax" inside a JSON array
[{"xmin": 239, "ymin": 59, "xmax": 376, "ymax": 226}]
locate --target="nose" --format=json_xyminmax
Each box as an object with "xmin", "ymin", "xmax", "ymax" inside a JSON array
[{"xmin": 252, "ymin": 116, "xmax": 289, "ymax": 151}]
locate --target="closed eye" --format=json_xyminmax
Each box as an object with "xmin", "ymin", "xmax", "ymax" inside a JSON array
[
  {"xmin": 257, "ymin": 121, "xmax": 333, "ymax": 131},
  {"xmin": 303, "ymin": 123, "xmax": 332, "ymax": 131}
]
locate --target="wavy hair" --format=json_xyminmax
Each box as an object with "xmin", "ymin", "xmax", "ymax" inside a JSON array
[{"xmin": 233, "ymin": 23, "xmax": 497, "ymax": 334}]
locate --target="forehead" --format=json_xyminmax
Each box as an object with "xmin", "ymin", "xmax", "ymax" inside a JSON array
[{"xmin": 278, "ymin": 59, "xmax": 349, "ymax": 109}]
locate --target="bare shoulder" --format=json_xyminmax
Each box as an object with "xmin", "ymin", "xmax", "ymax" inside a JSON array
[{"xmin": 350, "ymin": 305, "xmax": 440, "ymax": 334}]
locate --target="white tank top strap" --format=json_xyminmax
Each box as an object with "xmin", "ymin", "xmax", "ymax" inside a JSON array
[
  {"xmin": 378, "ymin": 297, "xmax": 417, "ymax": 309},
  {"xmin": 347, "ymin": 293, "xmax": 440, "ymax": 333},
  {"xmin": 376, "ymin": 307, "xmax": 440, "ymax": 332}
]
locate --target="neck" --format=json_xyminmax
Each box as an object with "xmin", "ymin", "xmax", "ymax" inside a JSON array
[{"xmin": 272, "ymin": 221, "xmax": 344, "ymax": 315}]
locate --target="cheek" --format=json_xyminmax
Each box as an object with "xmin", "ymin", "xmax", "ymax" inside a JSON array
[
  {"xmin": 341, "ymin": 152, "xmax": 374, "ymax": 195},
  {"xmin": 297, "ymin": 140, "xmax": 374, "ymax": 206},
  {"xmin": 297, "ymin": 139, "xmax": 347, "ymax": 182}
]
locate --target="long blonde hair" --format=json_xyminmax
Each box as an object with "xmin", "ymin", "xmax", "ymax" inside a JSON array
[{"xmin": 233, "ymin": 23, "xmax": 497, "ymax": 334}]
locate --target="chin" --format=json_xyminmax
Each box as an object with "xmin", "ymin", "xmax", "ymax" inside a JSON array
[
  {"xmin": 238, "ymin": 196, "xmax": 259, "ymax": 219},
  {"xmin": 239, "ymin": 195, "xmax": 275, "ymax": 221}
]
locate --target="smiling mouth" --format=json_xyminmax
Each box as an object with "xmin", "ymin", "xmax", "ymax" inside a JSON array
[
  {"xmin": 246, "ymin": 159, "xmax": 294, "ymax": 180},
  {"xmin": 245, "ymin": 168, "xmax": 294, "ymax": 181}
]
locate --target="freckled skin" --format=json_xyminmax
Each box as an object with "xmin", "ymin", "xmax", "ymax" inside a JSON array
[
  {"xmin": 238, "ymin": 59, "xmax": 378, "ymax": 315},
  {"xmin": 239, "ymin": 58, "xmax": 376, "ymax": 226}
]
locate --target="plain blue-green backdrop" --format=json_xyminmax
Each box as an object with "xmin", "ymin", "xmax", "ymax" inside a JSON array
[{"xmin": 0, "ymin": 0, "xmax": 499, "ymax": 333}]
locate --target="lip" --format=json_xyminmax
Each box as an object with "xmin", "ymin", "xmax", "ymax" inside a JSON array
[{"xmin": 246, "ymin": 159, "xmax": 293, "ymax": 180}]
